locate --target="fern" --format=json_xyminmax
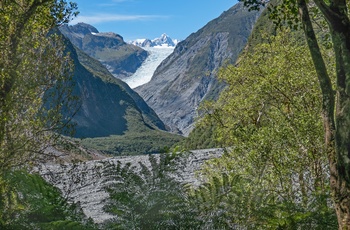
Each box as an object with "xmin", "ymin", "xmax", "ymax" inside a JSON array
[{"xmin": 102, "ymin": 153, "xmax": 202, "ymax": 229}]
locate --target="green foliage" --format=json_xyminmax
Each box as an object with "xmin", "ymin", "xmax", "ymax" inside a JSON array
[
  {"xmin": 0, "ymin": 0, "xmax": 79, "ymax": 171},
  {"xmin": 80, "ymin": 129, "xmax": 183, "ymax": 156},
  {"xmin": 187, "ymin": 173, "xmax": 251, "ymax": 229},
  {"xmin": 0, "ymin": 170, "xmax": 97, "ymax": 229},
  {"xmin": 193, "ymin": 29, "xmax": 336, "ymax": 228},
  {"xmin": 0, "ymin": 2, "xmax": 98, "ymax": 229},
  {"xmin": 176, "ymin": 122, "xmax": 220, "ymax": 150},
  {"xmin": 190, "ymin": 169, "xmax": 337, "ymax": 229},
  {"xmin": 102, "ymin": 153, "xmax": 201, "ymax": 229},
  {"xmin": 242, "ymin": 3, "xmax": 350, "ymax": 229}
]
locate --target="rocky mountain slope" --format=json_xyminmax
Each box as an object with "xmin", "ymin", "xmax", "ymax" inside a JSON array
[
  {"xmin": 135, "ymin": 2, "xmax": 261, "ymax": 135},
  {"xmin": 181, "ymin": 6, "xmax": 278, "ymax": 150},
  {"xmin": 61, "ymin": 32, "xmax": 166, "ymax": 138},
  {"xmin": 60, "ymin": 23, "xmax": 148, "ymax": 79}
]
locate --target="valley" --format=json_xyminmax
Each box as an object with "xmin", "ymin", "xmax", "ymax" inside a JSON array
[
  {"xmin": 1, "ymin": 0, "xmax": 270, "ymax": 227},
  {"xmin": 1, "ymin": 0, "xmax": 343, "ymax": 228},
  {"xmin": 30, "ymin": 3, "xmax": 263, "ymax": 226},
  {"xmin": 56, "ymin": 1, "xmax": 262, "ymax": 152}
]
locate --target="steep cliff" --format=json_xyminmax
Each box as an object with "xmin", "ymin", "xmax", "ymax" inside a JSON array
[{"xmin": 135, "ymin": 3, "xmax": 261, "ymax": 135}]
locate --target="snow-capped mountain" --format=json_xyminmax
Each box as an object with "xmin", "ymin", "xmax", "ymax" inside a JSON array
[
  {"xmin": 152, "ymin": 33, "xmax": 177, "ymax": 47},
  {"xmin": 130, "ymin": 34, "xmax": 179, "ymax": 48}
]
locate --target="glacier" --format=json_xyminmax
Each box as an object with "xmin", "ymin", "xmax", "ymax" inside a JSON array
[{"xmin": 124, "ymin": 46, "xmax": 174, "ymax": 88}]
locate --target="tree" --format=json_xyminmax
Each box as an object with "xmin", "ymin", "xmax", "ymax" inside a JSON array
[
  {"xmin": 0, "ymin": 0, "xmax": 79, "ymax": 227},
  {"xmin": 238, "ymin": 0, "xmax": 350, "ymax": 227},
  {"xmin": 0, "ymin": 0, "xmax": 78, "ymax": 171},
  {"xmin": 197, "ymin": 30, "xmax": 337, "ymax": 228}
]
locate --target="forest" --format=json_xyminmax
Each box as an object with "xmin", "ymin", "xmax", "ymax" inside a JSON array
[{"xmin": 1, "ymin": 0, "xmax": 350, "ymax": 229}]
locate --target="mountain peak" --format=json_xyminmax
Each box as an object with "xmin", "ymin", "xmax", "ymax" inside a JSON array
[
  {"xmin": 130, "ymin": 34, "xmax": 179, "ymax": 48},
  {"xmin": 62, "ymin": 23, "xmax": 99, "ymax": 36},
  {"xmin": 152, "ymin": 33, "xmax": 175, "ymax": 47},
  {"xmin": 160, "ymin": 33, "xmax": 168, "ymax": 38}
]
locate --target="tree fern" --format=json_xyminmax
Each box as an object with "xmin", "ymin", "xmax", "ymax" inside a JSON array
[{"xmin": 102, "ymin": 153, "xmax": 201, "ymax": 229}]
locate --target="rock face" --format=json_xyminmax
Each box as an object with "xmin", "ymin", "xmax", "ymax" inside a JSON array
[
  {"xmin": 135, "ymin": 3, "xmax": 261, "ymax": 135},
  {"xmin": 60, "ymin": 23, "xmax": 148, "ymax": 79},
  {"xmin": 62, "ymin": 33, "xmax": 166, "ymax": 138},
  {"xmin": 38, "ymin": 148, "xmax": 225, "ymax": 223}
]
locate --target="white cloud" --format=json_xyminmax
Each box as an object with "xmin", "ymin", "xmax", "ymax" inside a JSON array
[{"xmin": 71, "ymin": 14, "xmax": 167, "ymax": 24}]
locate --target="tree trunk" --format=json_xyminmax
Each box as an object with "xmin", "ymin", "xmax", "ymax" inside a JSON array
[
  {"xmin": 313, "ymin": 0, "xmax": 350, "ymax": 228},
  {"xmin": 298, "ymin": 0, "xmax": 350, "ymax": 228},
  {"xmin": 331, "ymin": 27, "xmax": 350, "ymax": 230}
]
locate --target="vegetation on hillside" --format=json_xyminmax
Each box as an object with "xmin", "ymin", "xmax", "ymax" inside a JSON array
[
  {"xmin": 80, "ymin": 131, "xmax": 183, "ymax": 156},
  {"xmin": 80, "ymin": 107, "xmax": 184, "ymax": 156},
  {"xmin": 176, "ymin": 123, "xmax": 220, "ymax": 150},
  {"xmin": 0, "ymin": 170, "xmax": 97, "ymax": 229}
]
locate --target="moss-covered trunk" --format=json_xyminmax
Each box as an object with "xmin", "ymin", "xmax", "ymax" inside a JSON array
[{"xmin": 331, "ymin": 27, "xmax": 350, "ymax": 229}]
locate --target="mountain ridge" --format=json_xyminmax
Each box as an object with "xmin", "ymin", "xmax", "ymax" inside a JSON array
[{"xmin": 60, "ymin": 23, "xmax": 148, "ymax": 80}]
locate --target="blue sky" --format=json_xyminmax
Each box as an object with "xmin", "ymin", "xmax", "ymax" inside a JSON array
[{"xmin": 70, "ymin": 0, "xmax": 238, "ymax": 41}]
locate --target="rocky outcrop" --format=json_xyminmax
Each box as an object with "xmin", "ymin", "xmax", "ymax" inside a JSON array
[
  {"xmin": 135, "ymin": 3, "xmax": 261, "ymax": 136},
  {"xmin": 60, "ymin": 23, "xmax": 148, "ymax": 79},
  {"xmin": 38, "ymin": 148, "xmax": 225, "ymax": 223}
]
